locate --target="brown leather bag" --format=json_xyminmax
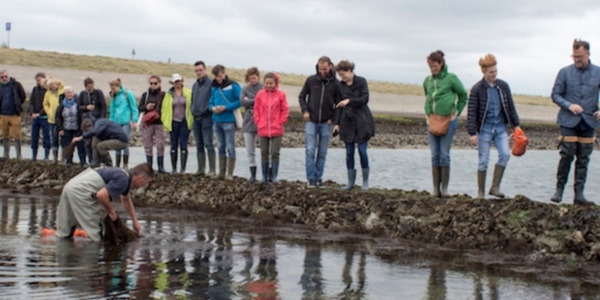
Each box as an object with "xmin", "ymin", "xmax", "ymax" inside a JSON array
[{"xmin": 428, "ymin": 113, "xmax": 451, "ymax": 136}]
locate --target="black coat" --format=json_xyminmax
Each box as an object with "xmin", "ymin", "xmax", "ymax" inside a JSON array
[
  {"xmin": 0, "ymin": 78, "xmax": 25, "ymax": 115},
  {"xmin": 55, "ymin": 95, "xmax": 83, "ymax": 134},
  {"xmin": 138, "ymin": 88, "xmax": 165, "ymax": 125},
  {"xmin": 29, "ymin": 84, "xmax": 47, "ymax": 115},
  {"xmin": 336, "ymin": 75, "xmax": 375, "ymax": 144},
  {"xmin": 298, "ymin": 67, "xmax": 343, "ymax": 124},
  {"xmin": 466, "ymin": 78, "xmax": 520, "ymax": 136},
  {"xmin": 77, "ymin": 89, "xmax": 107, "ymax": 120}
]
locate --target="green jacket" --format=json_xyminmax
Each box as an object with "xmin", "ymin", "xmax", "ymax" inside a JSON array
[
  {"xmin": 423, "ymin": 64, "xmax": 468, "ymax": 117},
  {"xmin": 161, "ymin": 87, "xmax": 193, "ymax": 132}
]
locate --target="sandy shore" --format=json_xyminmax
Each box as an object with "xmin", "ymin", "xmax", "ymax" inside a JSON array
[{"xmin": 1, "ymin": 64, "xmax": 559, "ymax": 124}]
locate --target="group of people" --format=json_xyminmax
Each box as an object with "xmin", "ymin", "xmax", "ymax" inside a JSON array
[
  {"xmin": 1, "ymin": 38, "xmax": 598, "ymax": 209},
  {"xmin": 423, "ymin": 39, "xmax": 600, "ymax": 206}
]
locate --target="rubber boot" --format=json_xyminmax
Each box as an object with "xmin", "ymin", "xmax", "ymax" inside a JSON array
[
  {"xmin": 170, "ymin": 150, "xmax": 178, "ymax": 174},
  {"xmin": 52, "ymin": 149, "xmax": 58, "ymax": 164},
  {"xmin": 194, "ymin": 152, "xmax": 206, "ymax": 176},
  {"xmin": 180, "ymin": 150, "xmax": 188, "ymax": 174},
  {"xmin": 157, "ymin": 156, "xmax": 166, "ymax": 173},
  {"xmin": 489, "ymin": 165, "xmax": 506, "ymax": 198},
  {"xmin": 32, "ymin": 148, "xmax": 38, "ymax": 162},
  {"xmin": 268, "ymin": 167, "xmax": 273, "ymax": 183},
  {"xmin": 15, "ymin": 141, "xmax": 21, "ymax": 160},
  {"xmin": 218, "ymin": 156, "xmax": 227, "ymax": 179},
  {"xmin": 260, "ymin": 161, "xmax": 269, "ymax": 183},
  {"xmin": 43, "ymin": 148, "xmax": 50, "ymax": 162},
  {"xmin": 248, "ymin": 166, "xmax": 257, "ymax": 183},
  {"xmin": 271, "ymin": 160, "xmax": 279, "ymax": 183},
  {"xmin": 123, "ymin": 154, "xmax": 129, "ymax": 169},
  {"xmin": 207, "ymin": 152, "xmax": 217, "ymax": 177},
  {"xmin": 431, "ymin": 166, "xmax": 441, "ymax": 197},
  {"xmin": 115, "ymin": 154, "xmax": 122, "ymax": 168},
  {"xmin": 361, "ymin": 168, "xmax": 370, "ymax": 191},
  {"xmin": 477, "ymin": 170, "xmax": 486, "ymax": 199},
  {"xmin": 101, "ymin": 154, "xmax": 113, "ymax": 167},
  {"xmin": 146, "ymin": 155, "xmax": 153, "ymax": 169},
  {"xmin": 440, "ymin": 166, "xmax": 450, "ymax": 198},
  {"xmin": 3, "ymin": 139, "xmax": 9, "ymax": 159},
  {"xmin": 342, "ymin": 169, "xmax": 356, "ymax": 190},
  {"xmin": 226, "ymin": 157, "xmax": 236, "ymax": 180},
  {"xmin": 574, "ymin": 143, "xmax": 595, "ymax": 205},
  {"xmin": 550, "ymin": 142, "xmax": 576, "ymax": 203}
]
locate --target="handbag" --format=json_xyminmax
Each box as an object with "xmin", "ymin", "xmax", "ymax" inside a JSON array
[
  {"xmin": 427, "ymin": 76, "xmax": 452, "ymax": 136},
  {"xmin": 511, "ymin": 127, "xmax": 528, "ymax": 156},
  {"xmin": 428, "ymin": 113, "xmax": 451, "ymax": 136},
  {"xmin": 219, "ymin": 88, "xmax": 243, "ymax": 129},
  {"xmin": 141, "ymin": 92, "xmax": 164, "ymax": 125}
]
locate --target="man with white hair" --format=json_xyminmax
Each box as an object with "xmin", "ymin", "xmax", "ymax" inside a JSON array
[{"xmin": 0, "ymin": 70, "xmax": 26, "ymax": 159}]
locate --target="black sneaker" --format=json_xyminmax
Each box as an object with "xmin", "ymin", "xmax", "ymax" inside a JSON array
[
  {"xmin": 316, "ymin": 179, "xmax": 324, "ymax": 187},
  {"xmin": 307, "ymin": 179, "xmax": 317, "ymax": 188}
]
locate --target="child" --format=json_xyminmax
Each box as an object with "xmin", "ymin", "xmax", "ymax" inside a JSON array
[{"xmin": 253, "ymin": 73, "xmax": 289, "ymax": 183}]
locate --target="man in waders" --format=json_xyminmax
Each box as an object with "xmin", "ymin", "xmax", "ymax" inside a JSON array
[
  {"xmin": 56, "ymin": 163, "xmax": 153, "ymax": 241},
  {"xmin": 551, "ymin": 39, "xmax": 600, "ymax": 205}
]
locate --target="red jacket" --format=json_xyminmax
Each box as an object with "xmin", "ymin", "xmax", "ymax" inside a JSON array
[{"xmin": 254, "ymin": 78, "xmax": 289, "ymax": 138}]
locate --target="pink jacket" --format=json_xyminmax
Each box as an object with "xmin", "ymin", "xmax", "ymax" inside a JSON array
[{"xmin": 254, "ymin": 76, "xmax": 289, "ymax": 138}]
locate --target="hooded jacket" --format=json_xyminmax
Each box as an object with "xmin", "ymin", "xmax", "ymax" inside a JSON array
[
  {"xmin": 254, "ymin": 75, "xmax": 289, "ymax": 138},
  {"xmin": 298, "ymin": 65, "xmax": 342, "ymax": 124},
  {"xmin": 335, "ymin": 75, "xmax": 375, "ymax": 144},
  {"xmin": 423, "ymin": 64, "xmax": 468, "ymax": 117},
  {"xmin": 43, "ymin": 80, "xmax": 65, "ymax": 124},
  {"xmin": 191, "ymin": 75, "xmax": 213, "ymax": 119},
  {"xmin": 161, "ymin": 86, "xmax": 193, "ymax": 131},
  {"xmin": 139, "ymin": 88, "xmax": 165, "ymax": 125},
  {"xmin": 467, "ymin": 78, "xmax": 520, "ymax": 136},
  {"xmin": 77, "ymin": 88, "xmax": 107, "ymax": 120},
  {"xmin": 30, "ymin": 83, "xmax": 47, "ymax": 117},
  {"xmin": 209, "ymin": 77, "xmax": 241, "ymax": 124},
  {"xmin": 109, "ymin": 86, "xmax": 139, "ymax": 126}
]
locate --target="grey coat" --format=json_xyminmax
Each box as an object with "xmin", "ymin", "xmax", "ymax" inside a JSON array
[
  {"xmin": 191, "ymin": 76, "xmax": 213, "ymax": 120},
  {"xmin": 240, "ymin": 82, "xmax": 263, "ymax": 133},
  {"xmin": 552, "ymin": 63, "xmax": 600, "ymax": 128}
]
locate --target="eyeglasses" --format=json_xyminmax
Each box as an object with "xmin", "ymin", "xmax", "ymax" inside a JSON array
[
  {"xmin": 572, "ymin": 54, "xmax": 588, "ymax": 60},
  {"xmin": 149, "ymin": 82, "xmax": 159, "ymax": 85},
  {"xmin": 0, "ymin": 76, "xmax": 7, "ymax": 79}
]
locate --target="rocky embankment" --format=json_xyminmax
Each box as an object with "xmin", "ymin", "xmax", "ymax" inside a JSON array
[
  {"xmin": 17, "ymin": 112, "xmax": 568, "ymax": 150},
  {"xmin": 2, "ymin": 159, "xmax": 600, "ymax": 269}
]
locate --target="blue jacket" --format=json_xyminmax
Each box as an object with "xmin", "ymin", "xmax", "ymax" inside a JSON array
[
  {"xmin": 109, "ymin": 86, "xmax": 139, "ymax": 125},
  {"xmin": 208, "ymin": 78, "xmax": 241, "ymax": 124},
  {"xmin": 552, "ymin": 63, "xmax": 600, "ymax": 128},
  {"xmin": 82, "ymin": 118, "xmax": 128, "ymax": 143}
]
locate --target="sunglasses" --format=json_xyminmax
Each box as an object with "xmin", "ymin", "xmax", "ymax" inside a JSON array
[{"xmin": 149, "ymin": 82, "xmax": 159, "ymax": 85}]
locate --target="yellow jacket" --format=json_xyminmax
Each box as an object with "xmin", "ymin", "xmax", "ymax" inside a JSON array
[{"xmin": 43, "ymin": 80, "xmax": 65, "ymax": 124}]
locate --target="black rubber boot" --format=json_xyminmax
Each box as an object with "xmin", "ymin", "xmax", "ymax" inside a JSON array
[
  {"xmin": 123, "ymin": 154, "xmax": 129, "ymax": 169},
  {"xmin": 260, "ymin": 161, "xmax": 269, "ymax": 183},
  {"xmin": 574, "ymin": 142, "xmax": 595, "ymax": 205},
  {"xmin": 157, "ymin": 156, "xmax": 166, "ymax": 173},
  {"xmin": 115, "ymin": 154, "xmax": 122, "ymax": 168},
  {"xmin": 194, "ymin": 152, "xmax": 206, "ymax": 176},
  {"xmin": 43, "ymin": 148, "xmax": 50, "ymax": 162},
  {"xmin": 431, "ymin": 166, "xmax": 441, "ymax": 197},
  {"xmin": 15, "ymin": 141, "xmax": 22, "ymax": 160},
  {"xmin": 180, "ymin": 150, "xmax": 188, "ymax": 174},
  {"xmin": 146, "ymin": 155, "xmax": 153, "ymax": 169},
  {"xmin": 170, "ymin": 150, "xmax": 178, "ymax": 174},
  {"xmin": 3, "ymin": 139, "xmax": 9, "ymax": 159},
  {"xmin": 271, "ymin": 160, "xmax": 280, "ymax": 183},
  {"xmin": 32, "ymin": 148, "xmax": 38, "ymax": 162},
  {"xmin": 248, "ymin": 166, "xmax": 257, "ymax": 183},
  {"xmin": 207, "ymin": 152, "xmax": 216, "ymax": 177},
  {"xmin": 550, "ymin": 142, "xmax": 576, "ymax": 203}
]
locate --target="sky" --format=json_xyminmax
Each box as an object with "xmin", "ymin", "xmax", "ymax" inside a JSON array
[{"xmin": 1, "ymin": 0, "xmax": 599, "ymax": 96}]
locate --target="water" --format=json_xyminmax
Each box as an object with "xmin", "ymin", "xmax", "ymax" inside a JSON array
[
  {"xmin": 0, "ymin": 195, "xmax": 596, "ymax": 299},
  {"xmin": 13, "ymin": 146, "xmax": 600, "ymax": 203}
]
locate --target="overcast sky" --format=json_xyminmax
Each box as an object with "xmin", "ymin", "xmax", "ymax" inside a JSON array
[{"xmin": 1, "ymin": 0, "xmax": 599, "ymax": 96}]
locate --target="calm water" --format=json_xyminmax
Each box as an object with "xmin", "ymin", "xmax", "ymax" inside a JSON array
[
  {"xmin": 12, "ymin": 146, "xmax": 600, "ymax": 203},
  {"xmin": 0, "ymin": 195, "xmax": 596, "ymax": 299}
]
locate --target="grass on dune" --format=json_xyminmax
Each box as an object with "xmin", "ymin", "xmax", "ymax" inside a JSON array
[{"xmin": 0, "ymin": 48, "xmax": 552, "ymax": 106}]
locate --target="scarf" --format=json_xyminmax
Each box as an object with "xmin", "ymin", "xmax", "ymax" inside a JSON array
[{"xmin": 63, "ymin": 97, "xmax": 77, "ymax": 108}]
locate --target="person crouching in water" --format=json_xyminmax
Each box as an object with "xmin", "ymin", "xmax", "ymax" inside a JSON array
[
  {"xmin": 253, "ymin": 73, "xmax": 289, "ymax": 183},
  {"xmin": 333, "ymin": 60, "xmax": 375, "ymax": 191},
  {"xmin": 56, "ymin": 163, "xmax": 153, "ymax": 241}
]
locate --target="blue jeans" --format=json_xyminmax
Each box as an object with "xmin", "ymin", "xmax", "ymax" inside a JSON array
[
  {"xmin": 61, "ymin": 129, "xmax": 86, "ymax": 166},
  {"xmin": 170, "ymin": 120, "xmax": 191, "ymax": 152},
  {"xmin": 50, "ymin": 124, "xmax": 59, "ymax": 150},
  {"xmin": 477, "ymin": 130, "xmax": 510, "ymax": 171},
  {"xmin": 115, "ymin": 123, "xmax": 131, "ymax": 156},
  {"xmin": 193, "ymin": 117, "xmax": 215, "ymax": 154},
  {"xmin": 305, "ymin": 122, "xmax": 332, "ymax": 181},
  {"xmin": 345, "ymin": 142, "xmax": 369, "ymax": 169},
  {"xmin": 427, "ymin": 118, "xmax": 459, "ymax": 167},
  {"xmin": 214, "ymin": 122, "xmax": 236, "ymax": 158},
  {"xmin": 31, "ymin": 118, "xmax": 50, "ymax": 150}
]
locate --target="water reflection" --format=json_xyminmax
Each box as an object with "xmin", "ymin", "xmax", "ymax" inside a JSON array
[{"xmin": 0, "ymin": 195, "xmax": 598, "ymax": 299}]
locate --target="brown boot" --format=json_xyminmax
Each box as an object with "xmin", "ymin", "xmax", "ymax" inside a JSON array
[
  {"xmin": 226, "ymin": 157, "xmax": 236, "ymax": 180},
  {"xmin": 488, "ymin": 165, "xmax": 505, "ymax": 198},
  {"xmin": 218, "ymin": 156, "xmax": 227, "ymax": 179},
  {"xmin": 477, "ymin": 170, "xmax": 486, "ymax": 199}
]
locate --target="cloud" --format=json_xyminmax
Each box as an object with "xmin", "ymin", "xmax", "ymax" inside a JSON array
[{"xmin": 1, "ymin": 0, "xmax": 600, "ymax": 96}]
